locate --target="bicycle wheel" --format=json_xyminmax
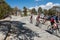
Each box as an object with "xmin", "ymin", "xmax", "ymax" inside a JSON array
[{"xmin": 47, "ymin": 25, "xmax": 52, "ymax": 30}]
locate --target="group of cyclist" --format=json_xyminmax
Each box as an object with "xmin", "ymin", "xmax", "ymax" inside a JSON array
[{"xmin": 30, "ymin": 13, "xmax": 59, "ymax": 30}]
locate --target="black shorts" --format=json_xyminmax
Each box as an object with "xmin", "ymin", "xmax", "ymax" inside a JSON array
[{"xmin": 51, "ymin": 22, "xmax": 54, "ymax": 25}]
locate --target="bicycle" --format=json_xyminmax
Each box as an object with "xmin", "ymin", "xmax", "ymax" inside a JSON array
[{"xmin": 47, "ymin": 23, "xmax": 60, "ymax": 35}]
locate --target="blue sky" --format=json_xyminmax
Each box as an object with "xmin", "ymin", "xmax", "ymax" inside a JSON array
[{"xmin": 5, "ymin": 0, "xmax": 60, "ymax": 10}]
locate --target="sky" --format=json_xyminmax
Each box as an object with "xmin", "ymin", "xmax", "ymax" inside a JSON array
[{"xmin": 5, "ymin": 0, "xmax": 60, "ymax": 10}]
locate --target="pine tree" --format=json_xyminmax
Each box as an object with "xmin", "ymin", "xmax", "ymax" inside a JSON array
[
  {"xmin": 0, "ymin": 0, "xmax": 12, "ymax": 19},
  {"xmin": 23, "ymin": 7, "xmax": 27, "ymax": 16},
  {"xmin": 38, "ymin": 7, "xmax": 42, "ymax": 14},
  {"xmin": 32, "ymin": 8, "xmax": 37, "ymax": 15}
]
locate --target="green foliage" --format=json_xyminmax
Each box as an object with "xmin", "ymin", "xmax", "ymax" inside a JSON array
[
  {"xmin": 0, "ymin": 0, "xmax": 12, "ymax": 19},
  {"xmin": 38, "ymin": 7, "xmax": 42, "ymax": 13},
  {"xmin": 43, "ymin": 9, "xmax": 56, "ymax": 15},
  {"xmin": 23, "ymin": 7, "xmax": 27, "ymax": 16},
  {"xmin": 43, "ymin": 9, "xmax": 48, "ymax": 15},
  {"xmin": 48, "ymin": 9, "xmax": 56, "ymax": 15},
  {"xmin": 31, "ymin": 8, "xmax": 37, "ymax": 15}
]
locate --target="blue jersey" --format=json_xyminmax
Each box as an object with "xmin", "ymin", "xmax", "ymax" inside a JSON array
[{"xmin": 54, "ymin": 16, "xmax": 58, "ymax": 20}]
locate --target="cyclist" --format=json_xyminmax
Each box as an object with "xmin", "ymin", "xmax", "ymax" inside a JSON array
[
  {"xmin": 35, "ymin": 13, "xmax": 40, "ymax": 26},
  {"xmin": 50, "ymin": 15, "xmax": 59, "ymax": 33}
]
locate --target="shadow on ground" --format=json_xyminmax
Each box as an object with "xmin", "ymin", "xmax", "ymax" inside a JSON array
[
  {"xmin": 45, "ymin": 29, "xmax": 60, "ymax": 38},
  {"xmin": 0, "ymin": 21, "xmax": 40, "ymax": 40}
]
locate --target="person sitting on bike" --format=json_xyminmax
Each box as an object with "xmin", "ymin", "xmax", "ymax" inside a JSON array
[
  {"xmin": 53, "ymin": 15, "xmax": 59, "ymax": 30},
  {"xmin": 35, "ymin": 13, "xmax": 40, "ymax": 26},
  {"xmin": 54, "ymin": 15, "xmax": 59, "ymax": 23},
  {"xmin": 50, "ymin": 15, "xmax": 58, "ymax": 30},
  {"xmin": 43, "ymin": 15, "xmax": 47, "ymax": 24},
  {"xmin": 50, "ymin": 16, "xmax": 55, "ymax": 28},
  {"xmin": 48, "ymin": 15, "xmax": 55, "ymax": 33}
]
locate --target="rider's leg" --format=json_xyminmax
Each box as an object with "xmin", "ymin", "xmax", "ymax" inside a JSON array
[
  {"xmin": 51, "ymin": 22, "xmax": 54, "ymax": 33},
  {"xmin": 36, "ymin": 21, "xmax": 38, "ymax": 26},
  {"xmin": 30, "ymin": 19, "xmax": 33, "ymax": 23},
  {"xmin": 36, "ymin": 21, "xmax": 40, "ymax": 26},
  {"xmin": 57, "ymin": 26, "xmax": 60, "ymax": 33}
]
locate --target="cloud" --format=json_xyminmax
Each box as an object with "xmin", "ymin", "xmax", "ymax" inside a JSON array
[
  {"xmin": 35, "ymin": 0, "xmax": 42, "ymax": 1},
  {"xmin": 35, "ymin": 0, "xmax": 39, "ymax": 1},
  {"xmin": 29, "ymin": 2, "xmax": 60, "ymax": 10}
]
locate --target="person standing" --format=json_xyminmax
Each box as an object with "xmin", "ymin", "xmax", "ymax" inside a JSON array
[{"xmin": 30, "ymin": 13, "xmax": 33, "ymax": 23}]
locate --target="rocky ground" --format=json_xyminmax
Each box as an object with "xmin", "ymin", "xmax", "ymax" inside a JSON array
[{"xmin": 0, "ymin": 15, "xmax": 60, "ymax": 40}]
